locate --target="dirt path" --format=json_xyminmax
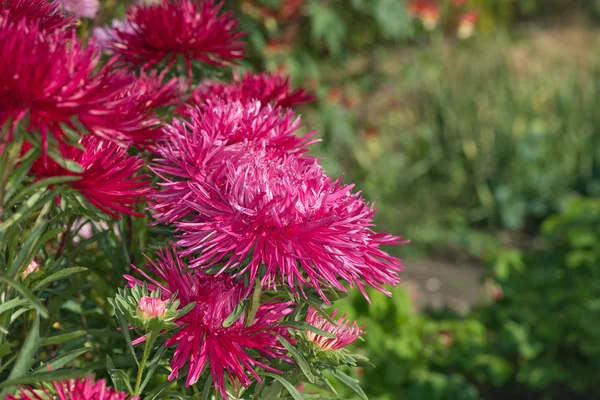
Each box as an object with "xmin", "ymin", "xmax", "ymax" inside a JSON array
[{"xmin": 402, "ymin": 259, "xmax": 485, "ymax": 315}]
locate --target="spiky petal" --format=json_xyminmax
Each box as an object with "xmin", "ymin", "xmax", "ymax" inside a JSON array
[
  {"xmin": 306, "ymin": 308, "xmax": 363, "ymax": 350},
  {"xmin": 6, "ymin": 376, "xmax": 136, "ymax": 400},
  {"xmin": 100, "ymin": 0, "xmax": 245, "ymax": 76},
  {"xmin": 125, "ymin": 248, "xmax": 293, "ymax": 398},
  {"xmin": 30, "ymin": 136, "xmax": 151, "ymax": 218}
]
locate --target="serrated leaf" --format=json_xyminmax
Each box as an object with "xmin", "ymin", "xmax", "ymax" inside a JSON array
[
  {"xmin": 33, "ymin": 267, "xmax": 87, "ymax": 291},
  {"xmin": 42, "ymin": 330, "xmax": 87, "ymax": 346},
  {"xmin": 328, "ymin": 369, "xmax": 368, "ymax": 400},
  {"xmin": 278, "ymin": 335, "xmax": 315, "ymax": 383},
  {"xmin": 0, "ymin": 276, "xmax": 48, "ymax": 318},
  {"xmin": 0, "ymin": 369, "xmax": 89, "ymax": 390},
  {"xmin": 260, "ymin": 372, "xmax": 303, "ymax": 400},
  {"xmin": 34, "ymin": 348, "xmax": 88, "ymax": 373}
]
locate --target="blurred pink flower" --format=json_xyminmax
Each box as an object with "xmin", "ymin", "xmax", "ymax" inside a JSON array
[
  {"xmin": 58, "ymin": 0, "xmax": 99, "ymax": 18},
  {"xmin": 6, "ymin": 376, "xmax": 136, "ymax": 400},
  {"xmin": 125, "ymin": 248, "xmax": 293, "ymax": 398},
  {"xmin": 99, "ymin": 0, "xmax": 245, "ymax": 76},
  {"xmin": 306, "ymin": 308, "xmax": 363, "ymax": 350},
  {"xmin": 2, "ymin": 0, "xmax": 74, "ymax": 32}
]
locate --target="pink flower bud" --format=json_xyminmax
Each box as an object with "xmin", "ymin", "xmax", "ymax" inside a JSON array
[{"xmin": 137, "ymin": 296, "xmax": 166, "ymax": 319}]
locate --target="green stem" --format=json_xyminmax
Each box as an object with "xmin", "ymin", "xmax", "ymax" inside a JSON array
[{"xmin": 134, "ymin": 336, "xmax": 152, "ymax": 396}]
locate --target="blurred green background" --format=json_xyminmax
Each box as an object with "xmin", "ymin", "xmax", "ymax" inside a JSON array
[{"xmin": 95, "ymin": 1, "xmax": 600, "ymax": 398}]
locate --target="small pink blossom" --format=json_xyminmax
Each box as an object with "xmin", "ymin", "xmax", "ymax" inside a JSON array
[
  {"xmin": 22, "ymin": 260, "xmax": 40, "ymax": 279},
  {"xmin": 306, "ymin": 308, "xmax": 363, "ymax": 350}
]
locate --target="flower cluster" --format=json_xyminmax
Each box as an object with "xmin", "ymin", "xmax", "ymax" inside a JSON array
[
  {"xmin": 3, "ymin": 0, "xmax": 407, "ymax": 399},
  {"xmin": 124, "ymin": 248, "xmax": 293, "ymax": 398}
]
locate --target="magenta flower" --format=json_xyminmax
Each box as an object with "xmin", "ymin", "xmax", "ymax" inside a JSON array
[
  {"xmin": 58, "ymin": 0, "xmax": 99, "ymax": 18},
  {"xmin": 6, "ymin": 376, "xmax": 136, "ymax": 400},
  {"xmin": 306, "ymin": 308, "xmax": 363, "ymax": 350},
  {"xmin": 137, "ymin": 296, "xmax": 167, "ymax": 319},
  {"xmin": 154, "ymin": 131, "xmax": 405, "ymax": 300},
  {"xmin": 125, "ymin": 248, "xmax": 293, "ymax": 398},
  {"xmin": 3, "ymin": 0, "xmax": 74, "ymax": 32},
  {"xmin": 151, "ymin": 100, "xmax": 316, "ymax": 224},
  {"xmin": 0, "ymin": 17, "xmax": 167, "ymax": 151},
  {"xmin": 185, "ymin": 71, "xmax": 314, "ymax": 112},
  {"xmin": 100, "ymin": 0, "xmax": 245, "ymax": 76},
  {"xmin": 30, "ymin": 135, "xmax": 151, "ymax": 218}
]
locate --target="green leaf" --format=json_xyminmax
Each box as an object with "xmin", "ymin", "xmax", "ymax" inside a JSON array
[
  {"xmin": 201, "ymin": 375, "xmax": 212, "ymax": 400},
  {"xmin": 8, "ymin": 227, "xmax": 64, "ymax": 278},
  {"xmin": 33, "ymin": 267, "xmax": 87, "ymax": 291},
  {"xmin": 0, "ymin": 298, "xmax": 29, "ymax": 316},
  {"xmin": 305, "ymin": 298, "xmax": 338, "ymax": 325},
  {"xmin": 5, "ymin": 176, "xmax": 80, "ymax": 210},
  {"xmin": 282, "ymin": 321, "xmax": 336, "ymax": 339},
  {"xmin": 47, "ymin": 146, "xmax": 83, "ymax": 173},
  {"xmin": 139, "ymin": 345, "xmax": 168, "ymax": 394},
  {"xmin": 0, "ymin": 276, "xmax": 48, "ymax": 318},
  {"xmin": 260, "ymin": 372, "xmax": 303, "ymax": 400},
  {"xmin": 33, "ymin": 348, "xmax": 88, "ymax": 373},
  {"xmin": 106, "ymin": 355, "xmax": 134, "ymax": 394},
  {"xmin": 0, "ymin": 369, "xmax": 89, "ymax": 390},
  {"xmin": 3, "ymin": 313, "xmax": 41, "ymax": 395},
  {"xmin": 244, "ymin": 277, "xmax": 262, "ymax": 327},
  {"xmin": 328, "ymin": 369, "xmax": 368, "ymax": 400},
  {"xmin": 113, "ymin": 307, "xmax": 139, "ymax": 365},
  {"xmin": 42, "ymin": 330, "xmax": 87, "ymax": 346},
  {"xmin": 278, "ymin": 335, "xmax": 315, "ymax": 383},
  {"xmin": 0, "ymin": 188, "xmax": 55, "ymax": 233},
  {"xmin": 223, "ymin": 298, "xmax": 245, "ymax": 328},
  {"xmin": 3, "ymin": 147, "xmax": 40, "ymax": 202}
]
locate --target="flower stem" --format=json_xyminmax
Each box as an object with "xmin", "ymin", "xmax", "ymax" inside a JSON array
[{"xmin": 134, "ymin": 336, "xmax": 152, "ymax": 396}]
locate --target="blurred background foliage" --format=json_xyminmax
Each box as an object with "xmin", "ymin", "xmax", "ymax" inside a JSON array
[{"xmin": 87, "ymin": 0, "xmax": 600, "ymax": 398}]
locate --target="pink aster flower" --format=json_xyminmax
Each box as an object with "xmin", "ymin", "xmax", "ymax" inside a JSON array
[
  {"xmin": 58, "ymin": 0, "xmax": 99, "ymax": 18},
  {"xmin": 124, "ymin": 248, "xmax": 293, "ymax": 398},
  {"xmin": 21, "ymin": 260, "xmax": 40, "ymax": 279},
  {"xmin": 3, "ymin": 0, "xmax": 74, "ymax": 32},
  {"xmin": 184, "ymin": 71, "xmax": 314, "ymax": 113},
  {"xmin": 30, "ymin": 135, "xmax": 151, "ymax": 218},
  {"xmin": 172, "ymin": 147, "xmax": 405, "ymax": 301},
  {"xmin": 6, "ymin": 376, "xmax": 136, "ymax": 400},
  {"xmin": 305, "ymin": 308, "xmax": 363, "ymax": 350},
  {"xmin": 151, "ymin": 100, "xmax": 316, "ymax": 224},
  {"xmin": 0, "ymin": 17, "xmax": 166, "ymax": 151},
  {"xmin": 101, "ymin": 0, "xmax": 245, "ymax": 76}
]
